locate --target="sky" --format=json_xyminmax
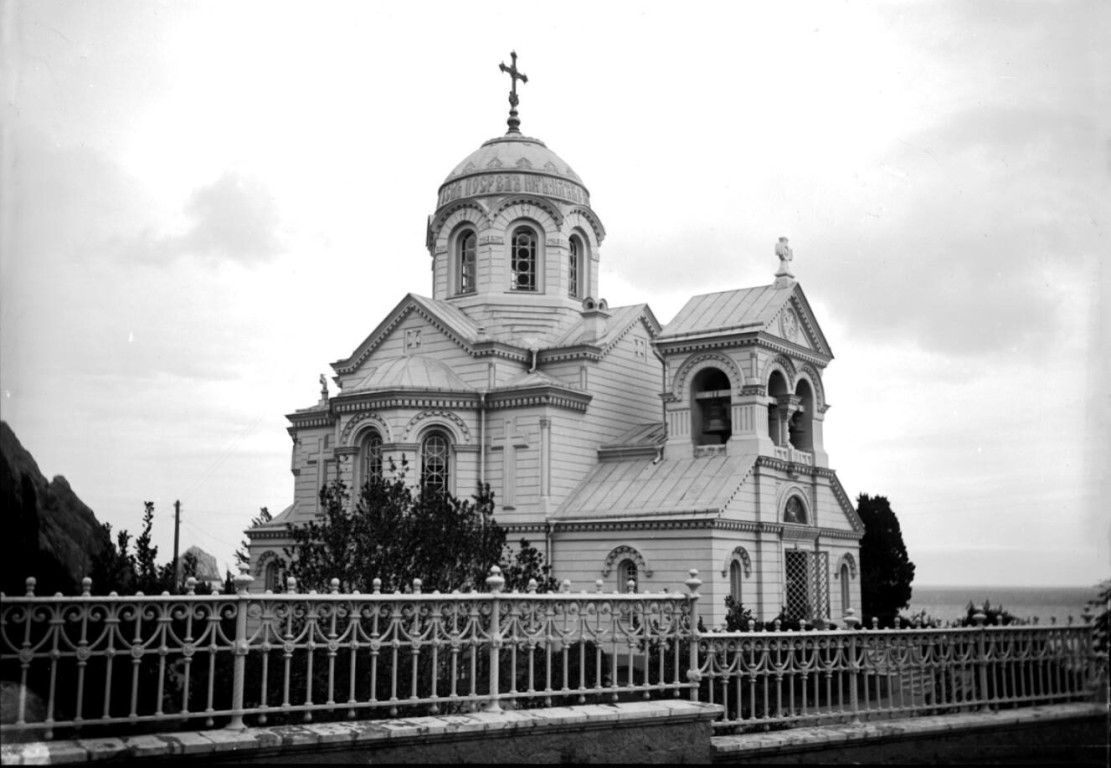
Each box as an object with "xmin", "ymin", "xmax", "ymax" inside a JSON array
[{"xmin": 2, "ymin": 1, "xmax": 1108, "ymax": 590}]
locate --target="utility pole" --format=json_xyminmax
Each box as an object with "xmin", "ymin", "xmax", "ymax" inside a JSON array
[{"xmin": 172, "ymin": 500, "xmax": 182, "ymax": 590}]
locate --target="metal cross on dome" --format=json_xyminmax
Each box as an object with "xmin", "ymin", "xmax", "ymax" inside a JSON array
[{"xmin": 499, "ymin": 50, "xmax": 528, "ymax": 134}]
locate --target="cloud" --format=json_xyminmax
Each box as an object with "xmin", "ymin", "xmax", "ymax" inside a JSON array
[{"xmin": 123, "ymin": 171, "xmax": 284, "ymax": 265}]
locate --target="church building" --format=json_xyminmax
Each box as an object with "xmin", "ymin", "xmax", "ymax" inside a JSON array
[{"xmin": 247, "ymin": 54, "xmax": 862, "ymax": 627}]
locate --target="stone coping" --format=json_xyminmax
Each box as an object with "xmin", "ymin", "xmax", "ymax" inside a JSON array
[
  {"xmin": 711, "ymin": 703, "xmax": 1108, "ymax": 757},
  {"xmin": 1, "ymin": 700, "xmax": 722, "ymax": 765}
]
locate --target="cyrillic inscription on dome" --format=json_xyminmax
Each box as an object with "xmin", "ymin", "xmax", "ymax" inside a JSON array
[{"xmin": 438, "ymin": 173, "xmax": 589, "ymax": 208}]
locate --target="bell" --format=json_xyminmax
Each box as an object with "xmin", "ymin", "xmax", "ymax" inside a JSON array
[{"xmin": 703, "ymin": 399, "xmax": 729, "ymax": 434}]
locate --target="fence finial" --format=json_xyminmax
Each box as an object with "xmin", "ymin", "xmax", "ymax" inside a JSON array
[
  {"xmin": 330, "ymin": 578, "xmax": 341, "ymax": 594},
  {"xmin": 81, "ymin": 577, "xmax": 92, "ymax": 596},
  {"xmin": 685, "ymin": 569, "xmax": 702, "ymax": 595},
  {"xmin": 412, "ymin": 578, "xmax": 422, "ymax": 595},
  {"xmin": 486, "ymin": 566, "xmax": 505, "ymax": 594},
  {"xmin": 25, "ymin": 577, "xmax": 36, "ymax": 597}
]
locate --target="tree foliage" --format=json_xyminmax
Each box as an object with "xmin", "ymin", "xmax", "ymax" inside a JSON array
[
  {"xmin": 856, "ymin": 493, "xmax": 915, "ymax": 627},
  {"xmin": 1087, "ymin": 578, "xmax": 1110, "ymax": 654},
  {"xmin": 283, "ymin": 461, "xmax": 556, "ymax": 594},
  {"xmin": 235, "ymin": 506, "xmax": 272, "ymax": 571},
  {"xmin": 88, "ymin": 501, "xmax": 212, "ymax": 595}
]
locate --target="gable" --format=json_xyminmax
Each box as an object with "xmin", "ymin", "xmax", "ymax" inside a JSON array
[
  {"xmin": 333, "ymin": 294, "xmax": 481, "ymax": 377},
  {"xmin": 657, "ymin": 282, "xmax": 833, "ymax": 361}
]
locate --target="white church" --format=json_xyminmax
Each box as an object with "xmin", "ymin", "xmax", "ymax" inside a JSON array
[{"xmin": 247, "ymin": 55, "xmax": 862, "ymax": 627}]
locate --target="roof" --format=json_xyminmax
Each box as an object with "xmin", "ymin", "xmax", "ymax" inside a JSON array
[
  {"xmin": 554, "ymin": 453, "xmax": 757, "ymax": 520},
  {"xmin": 657, "ymin": 282, "xmax": 833, "ymax": 358},
  {"xmin": 350, "ymin": 355, "xmax": 473, "ymax": 393},
  {"xmin": 658, "ymin": 285, "xmax": 784, "ymax": 340},
  {"xmin": 442, "ymin": 134, "xmax": 584, "ymax": 186},
  {"xmin": 551, "ymin": 304, "xmax": 661, "ymax": 350}
]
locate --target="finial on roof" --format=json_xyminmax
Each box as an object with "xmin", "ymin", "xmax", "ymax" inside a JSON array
[
  {"xmin": 774, "ymin": 237, "xmax": 795, "ymax": 288},
  {"xmin": 499, "ymin": 51, "xmax": 528, "ymax": 134}
]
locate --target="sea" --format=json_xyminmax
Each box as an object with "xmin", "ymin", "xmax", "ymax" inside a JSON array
[{"xmin": 906, "ymin": 585, "xmax": 1103, "ymax": 626}]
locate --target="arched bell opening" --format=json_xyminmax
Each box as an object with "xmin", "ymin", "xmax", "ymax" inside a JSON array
[
  {"xmin": 767, "ymin": 370, "xmax": 790, "ymax": 447},
  {"xmin": 691, "ymin": 367, "xmax": 732, "ymax": 445},
  {"xmin": 790, "ymin": 379, "xmax": 815, "ymax": 451}
]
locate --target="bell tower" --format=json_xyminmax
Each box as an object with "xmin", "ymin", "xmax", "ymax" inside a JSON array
[{"xmin": 654, "ymin": 239, "xmax": 833, "ymax": 466}]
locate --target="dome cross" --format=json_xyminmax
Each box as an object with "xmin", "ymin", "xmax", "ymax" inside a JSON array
[{"xmin": 499, "ymin": 51, "xmax": 528, "ymax": 134}]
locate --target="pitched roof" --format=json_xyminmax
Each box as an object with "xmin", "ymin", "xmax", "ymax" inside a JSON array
[
  {"xmin": 658, "ymin": 285, "xmax": 784, "ymax": 340},
  {"xmin": 554, "ymin": 453, "xmax": 757, "ymax": 520},
  {"xmin": 657, "ymin": 282, "xmax": 832, "ymax": 358},
  {"xmin": 551, "ymin": 303, "xmax": 660, "ymax": 350}
]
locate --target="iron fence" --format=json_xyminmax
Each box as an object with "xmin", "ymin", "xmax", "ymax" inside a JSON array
[
  {"xmin": 2, "ymin": 570, "xmax": 1105, "ymax": 742},
  {"xmin": 1, "ymin": 569, "xmax": 700, "ymax": 740},
  {"xmin": 695, "ymin": 615, "xmax": 1106, "ymax": 732}
]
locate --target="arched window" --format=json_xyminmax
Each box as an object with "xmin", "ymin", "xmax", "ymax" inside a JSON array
[
  {"xmin": 692, "ymin": 367, "xmax": 732, "ymax": 445},
  {"xmin": 618, "ymin": 559, "xmax": 638, "ymax": 593},
  {"xmin": 790, "ymin": 379, "xmax": 814, "ymax": 451},
  {"xmin": 458, "ymin": 230, "xmax": 476, "ymax": 294},
  {"xmin": 361, "ymin": 429, "xmax": 383, "ymax": 487},
  {"xmin": 511, "ymin": 226, "xmax": 537, "ymax": 291},
  {"xmin": 568, "ymin": 236, "xmax": 582, "ymax": 298},
  {"xmin": 729, "ymin": 559, "xmax": 743, "ymax": 603},
  {"xmin": 767, "ymin": 370, "xmax": 790, "ymax": 447},
  {"xmin": 264, "ymin": 560, "xmax": 281, "ymax": 592},
  {"xmin": 420, "ymin": 430, "xmax": 451, "ymax": 495},
  {"xmin": 840, "ymin": 562, "xmax": 852, "ymax": 614},
  {"xmin": 784, "ymin": 495, "xmax": 807, "ymax": 524}
]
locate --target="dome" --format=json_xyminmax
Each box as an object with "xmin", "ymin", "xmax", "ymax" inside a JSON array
[
  {"xmin": 435, "ymin": 134, "xmax": 591, "ymax": 212},
  {"xmin": 351, "ymin": 356, "xmax": 473, "ymax": 393}
]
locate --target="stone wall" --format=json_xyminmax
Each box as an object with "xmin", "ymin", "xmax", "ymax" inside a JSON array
[
  {"xmin": 2, "ymin": 701, "xmax": 722, "ymax": 765},
  {"xmin": 712, "ymin": 703, "xmax": 1108, "ymax": 766}
]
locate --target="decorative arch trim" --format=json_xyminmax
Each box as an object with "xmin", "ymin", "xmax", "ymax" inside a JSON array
[
  {"xmin": 601, "ymin": 546, "xmax": 652, "ymax": 578},
  {"xmin": 255, "ymin": 550, "xmax": 281, "ymax": 579},
  {"xmin": 795, "ymin": 364, "xmax": 826, "ymax": 411},
  {"xmin": 341, "ymin": 411, "xmax": 393, "ymax": 446},
  {"xmin": 565, "ymin": 207, "xmax": 606, "ymax": 246},
  {"xmin": 672, "ymin": 352, "xmax": 744, "ymax": 400},
  {"xmin": 490, "ymin": 197, "xmax": 563, "ymax": 230},
  {"xmin": 720, "ymin": 546, "xmax": 752, "ymax": 578},
  {"xmin": 403, "ymin": 409, "xmax": 471, "ymax": 444},
  {"xmin": 765, "ymin": 356, "xmax": 797, "ymax": 389},
  {"xmin": 835, "ymin": 552, "xmax": 858, "ymax": 579},
  {"xmin": 429, "ymin": 200, "xmax": 491, "ymax": 242}
]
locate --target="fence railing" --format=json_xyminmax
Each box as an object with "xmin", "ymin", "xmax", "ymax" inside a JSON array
[
  {"xmin": 2, "ymin": 570, "xmax": 1106, "ymax": 742},
  {"xmin": 0, "ymin": 569, "xmax": 699, "ymax": 740},
  {"xmin": 695, "ymin": 616, "xmax": 1106, "ymax": 732}
]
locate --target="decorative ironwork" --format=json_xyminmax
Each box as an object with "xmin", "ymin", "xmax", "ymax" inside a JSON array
[
  {"xmin": 1, "ymin": 572, "xmax": 697, "ymax": 740},
  {"xmin": 697, "ymin": 623, "xmax": 1104, "ymax": 730}
]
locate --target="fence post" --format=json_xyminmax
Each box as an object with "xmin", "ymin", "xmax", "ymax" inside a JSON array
[
  {"xmin": 485, "ymin": 566, "xmax": 505, "ymax": 713},
  {"xmin": 227, "ymin": 572, "xmax": 255, "ymax": 730},
  {"xmin": 843, "ymin": 609, "xmax": 861, "ymax": 724},
  {"xmin": 685, "ymin": 569, "xmax": 702, "ymax": 701},
  {"xmin": 972, "ymin": 606, "xmax": 990, "ymax": 711}
]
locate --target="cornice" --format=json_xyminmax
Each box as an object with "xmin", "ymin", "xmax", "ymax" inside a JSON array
[
  {"xmin": 754, "ymin": 333, "xmax": 831, "ymax": 367},
  {"xmin": 331, "ymin": 390, "xmax": 479, "ymax": 413},
  {"xmin": 286, "ymin": 410, "xmax": 337, "ymax": 429},
  {"xmin": 486, "ymin": 386, "xmax": 592, "ymax": 413},
  {"xmin": 553, "ymin": 519, "xmax": 716, "ymax": 533}
]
